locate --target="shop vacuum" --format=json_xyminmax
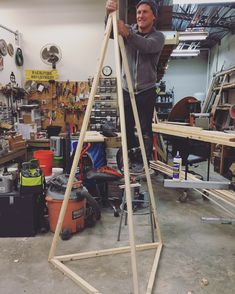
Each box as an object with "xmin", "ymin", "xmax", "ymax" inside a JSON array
[
  {"xmin": 0, "ymin": 161, "xmax": 47, "ymax": 237},
  {"xmin": 46, "ymin": 174, "xmax": 101, "ymax": 240}
]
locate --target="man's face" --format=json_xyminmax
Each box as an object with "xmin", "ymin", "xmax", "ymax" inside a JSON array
[{"xmin": 136, "ymin": 4, "xmax": 156, "ymax": 33}]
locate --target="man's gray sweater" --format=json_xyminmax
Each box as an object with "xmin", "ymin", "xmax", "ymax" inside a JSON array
[{"xmin": 122, "ymin": 24, "xmax": 165, "ymax": 94}]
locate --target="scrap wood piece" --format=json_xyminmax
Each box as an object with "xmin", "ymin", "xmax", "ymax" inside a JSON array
[
  {"xmin": 214, "ymin": 82, "xmax": 235, "ymax": 91},
  {"xmin": 0, "ymin": 122, "xmax": 12, "ymax": 129},
  {"xmin": 150, "ymin": 160, "xmax": 235, "ymax": 210},
  {"xmin": 164, "ymin": 179, "xmax": 230, "ymax": 190},
  {"xmin": 202, "ymin": 130, "xmax": 235, "ymax": 142},
  {"xmin": 211, "ymin": 73, "xmax": 228, "ymax": 115},
  {"xmin": 202, "ymin": 76, "xmax": 217, "ymax": 113},
  {"xmin": 152, "ymin": 123, "xmax": 235, "ymax": 147},
  {"xmin": 205, "ymin": 189, "xmax": 235, "ymax": 207},
  {"xmin": 153, "ymin": 123, "xmax": 203, "ymax": 133}
]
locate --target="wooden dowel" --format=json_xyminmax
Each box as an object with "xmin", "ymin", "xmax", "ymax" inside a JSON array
[
  {"xmin": 118, "ymin": 36, "xmax": 162, "ymax": 244},
  {"xmin": 55, "ymin": 243, "xmax": 160, "ymax": 262},
  {"xmin": 48, "ymin": 14, "xmax": 113, "ymax": 261},
  {"xmin": 50, "ymin": 258, "xmax": 101, "ymax": 294},
  {"xmin": 112, "ymin": 12, "xmax": 139, "ymax": 294},
  {"xmin": 146, "ymin": 243, "xmax": 163, "ymax": 294}
]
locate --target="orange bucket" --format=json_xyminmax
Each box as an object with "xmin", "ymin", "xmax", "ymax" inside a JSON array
[
  {"xmin": 46, "ymin": 196, "xmax": 86, "ymax": 233},
  {"xmin": 34, "ymin": 150, "xmax": 54, "ymax": 176}
]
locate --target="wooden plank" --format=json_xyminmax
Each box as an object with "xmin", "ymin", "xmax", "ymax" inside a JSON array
[
  {"xmin": 113, "ymin": 12, "xmax": 139, "ymax": 293},
  {"xmin": 210, "ymin": 191, "xmax": 235, "ymax": 205},
  {"xmin": 214, "ymin": 66, "xmax": 235, "ymax": 78},
  {"xmin": 150, "ymin": 160, "xmax": 235, "ymax": 214},
  {"xmin": 153, "ymin": 123, "xmax": 203, "ymax": 133},
  {"xmin": 55, "ymin": 243, "xmax": 160, "ymax": 262},
  {"xmin": 146, "ymin": 243, "xmax": 163, "ymax": 294},
  {"xmin": 164, "ymin": 179, "xmax": 230, "ymax": 189},
  {"xmin": 120, "ymin": 32, "xmax": 163, "ymax": 245},
  {"xmin": 153, "ymin": 112, "xmax": 167, "ymax": 162},
  {"xmin": 50, "ymin": 258, "xmax": 101, "ymax": 294},
  {"xmin": 201, "ymin": 130, "xmax": 235, "ymax": 141},
  {"xmin": 165, "ymin": 121, "xmax": 190, "ymax": 126},
  {"xmin": 0, "ymin": 147, "xmax": 27, "ymax": 165},
  {"xmin": 194, "ymin": 189, "xmax": 235, "ymax": 217},
  {"xmin": 49, "ymin": 11, "xmax": 163, "ymax": 294},
  {"xmin": 83, "ymin": 131, "xmax": 105, "ymax": 142},
  {"xmin": 206, "ymin": 190, "xmax": 235, "ymax": 207},
  {"xmin": 51, "ymin": 242, "xmax": 162, "ymax": 294},
  {"xmin": 152, "ymin": 123, "xmax": 235, "ymax": 147},
  {"xmin": 211, "ymin": 73, "xmax": 228, "ymax": 115},
  {"xmin": 27, "ymin": 139, "xmax": 50, "ymax": 148},
  {"xmin": 203, "ymin": 67, "xmax": 235, "ymax": 113},
  {"xmin": 214, "ymin": 83, "xmax": 235, "ymax": 91},
  {"xmin": 202, "ymin": 76, "xmax": 216, "ymax": 113},
  {"xmin": 48, "ymin": 12, "xmax": 113, "ymax": 261}
]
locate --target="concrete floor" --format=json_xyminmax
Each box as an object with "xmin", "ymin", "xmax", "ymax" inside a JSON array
[{"xmin": 0, "ymin": 165, "xmax": 235, "ymax": 294}]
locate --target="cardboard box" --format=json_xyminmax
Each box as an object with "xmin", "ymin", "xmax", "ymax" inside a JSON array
[
  {"xmin": 8, "ymin": 135, "xmax": 26, "ymax": 150},
  {"xmin": 105, "ymin": 135, "xmax": 121, "ymax": 148},
  {"xmin": 11, "ymin": 141, "xmax": 26, "ymax": 150},
  {"xmin": 23, "ymin": 114, "xmax": 33, "ymax": 124}
]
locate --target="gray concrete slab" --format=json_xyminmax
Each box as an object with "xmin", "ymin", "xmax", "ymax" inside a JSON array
[{"xmin": 0, "ymin": 167, "xmax": 235, "ymax": 294}]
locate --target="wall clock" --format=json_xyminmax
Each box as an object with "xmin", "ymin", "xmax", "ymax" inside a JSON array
[{"xmin": 102, "ymin": 65, "xmax": 112, "ymax": 76}]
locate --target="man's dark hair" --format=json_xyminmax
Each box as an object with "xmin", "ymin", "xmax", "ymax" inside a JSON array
[{"xmin": 136, "ymin": 0, "xmax": 158, "ymax": 17}]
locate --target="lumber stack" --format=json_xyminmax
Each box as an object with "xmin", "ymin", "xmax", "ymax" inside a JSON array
[
  {"xmin": 150, "ymin": 160, "xmax": 235, "ymax": 211},
  {"xmin": 152, "ymin": 123, "xmax": 235, "ymax": 147}
]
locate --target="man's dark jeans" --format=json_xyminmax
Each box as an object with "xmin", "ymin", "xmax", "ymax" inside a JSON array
[{"xmin": 123, "ymin": 87, "xmax": 156, "ymax": 161}]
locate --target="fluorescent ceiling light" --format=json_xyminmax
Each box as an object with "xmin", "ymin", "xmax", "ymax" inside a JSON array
[
  {"xmin": 171, "ymin": 49, "xmax": 200, "ymax": 57},
  {"xmin": 171, "ymin": 52, "xmax": 199, "ymax": 57},
  {"xmin": 173, "ymin": 0, "xmax": 235, "ymax": 4},
  {"xmin": 179, "ymin": 31, "xmax": 208, "ymax": 41}
]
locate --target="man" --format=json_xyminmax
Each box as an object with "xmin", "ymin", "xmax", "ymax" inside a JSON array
[{"xmin": 106, "ymin": 0, "xmax": 165, "ymax": 170}]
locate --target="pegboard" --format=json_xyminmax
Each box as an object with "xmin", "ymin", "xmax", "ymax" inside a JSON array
[{"xmin": 26, "ymin": 80, "xmax": 90, "ymax": 131}]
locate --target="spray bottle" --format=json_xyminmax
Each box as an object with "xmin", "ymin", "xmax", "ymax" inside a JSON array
[{"xmin": 172, "ymin": 151, "xmax": 182, "ymax": 181}]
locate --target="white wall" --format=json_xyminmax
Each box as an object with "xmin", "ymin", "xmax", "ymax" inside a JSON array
[
  {"xmin": 208, "ymin": 32, "xmax": 235, "ymax": 104},
  {"xmin": 0, "ymin": 26, "xmax": 22, "ymax": 85},
  {"xmin": 162, "ymin": 30, "xmax": 235, "ymax": 106},
  {"xmin": 209, "ymin": 32, "xmax": 235, "ymax": 78},
  {"xmin": 163, "ymin": 51, "xmax": 208, "ymax": 104},
  {"xmin": 0, "ymin": 0, "xmax": 116, "ymax": 85},
  {"xmin": 1, "ymin": 0, "xmax": 234, "ymax": 100},
  {"xmin": 164, "ymin": 32, "xmax": 235, "ymax": 105}
]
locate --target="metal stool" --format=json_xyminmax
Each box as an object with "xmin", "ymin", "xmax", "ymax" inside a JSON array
[{"xmin": 117, "ymin": 182, "xmax": 155, "ymax": 242}]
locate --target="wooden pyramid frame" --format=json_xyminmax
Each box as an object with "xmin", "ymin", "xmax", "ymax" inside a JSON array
[{"xmin": 48, "ymin": 10, "xmax": 163, "ymax": 294}]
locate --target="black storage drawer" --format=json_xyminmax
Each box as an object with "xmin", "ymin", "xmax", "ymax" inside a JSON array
[{"xmin": 0, "ymin": 191, "xmax": 40, "ymax": 237}]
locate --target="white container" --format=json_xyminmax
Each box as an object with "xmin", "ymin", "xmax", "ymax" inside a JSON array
[
  {"xmin": 52, "ymin": 168, "xmax": 63, "ymax": 177},
  {"xmin": 0, "ymin": 176, "xmax": 13, "ymax": 193},
  {"xmin": 172, "ymin": 152, "xmax": 182, "ymax": 181}
]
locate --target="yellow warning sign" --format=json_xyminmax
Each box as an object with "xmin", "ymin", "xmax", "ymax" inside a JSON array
[{"xmin": 25, "ymin": 69, "xmax": 59, "ymax": 81}]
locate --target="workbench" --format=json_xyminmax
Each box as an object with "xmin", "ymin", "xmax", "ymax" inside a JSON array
[
  {"xmin": 151, "ymin": 123, "xmax": 235, "ymax": 213},
  {"xmin": 153, "ymin": 122, "xmax": 235, "ymax": 175},
  {"xmin": 150, "ymin": 160, "xmax": 235, "ymax": 214},
  {"xmin": 27, "ymin": 139, "xmax": 50, "ymax": 148},
  {"xmin": 27, "ymin": 131, "xmax": 105, "ymax": 147},
  {"xmin": 0, "ymin": 147, "xmax": 27, "ymax": 166},
  {"xmin": 152, "ymin": 123, "xmax": 235, "ymax": 147}
]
